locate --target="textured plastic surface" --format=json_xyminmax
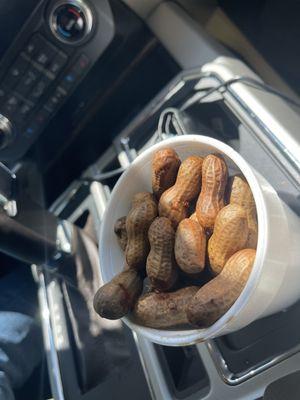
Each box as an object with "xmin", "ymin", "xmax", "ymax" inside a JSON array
[{"xmin": 99, "ymin": 135, "xmax": 300, "ymax": 346}]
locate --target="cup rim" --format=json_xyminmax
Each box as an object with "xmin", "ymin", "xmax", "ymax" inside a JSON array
[{"xmin": 99, "ymin": 135, "xmax": 267, "ymax": 345}]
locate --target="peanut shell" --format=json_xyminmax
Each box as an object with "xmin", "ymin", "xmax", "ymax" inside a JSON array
[
  {"xmin": 125, "ymin": 192, "xmax": 158, "ymax": 270},
  {"xmin": 133, "ymin": 286, "xmax": 199, "ymax": 328},
  {"xmin": 196, "ymin": 154, "xmax": 228, "ymax": 229},
  {"xmin": 187, "ymin": 249, "xmax": 256, "ymax": 327},
  {"xmin": 152, "ymin": 148, "xmax": 181, "ymax": 199},
  {"xmin": 93, "ymin": 269, "xmax": 143, "ymax": 320},
  {"xmin": 229, "ymin": 175, "xmax": 258, "ymax": 248},
  {"xmin": 114, "ymin": 216, "xmax": 128, "ymax": 251},
  {"xmin": 146, "ymin": 217, "xmax": 178, "ymax": 291},
  {"xmin": 159, "ymin": 156, "xmax": 203, "ymax": 227},
  {"xmin": 175, "ymin": 219, "xmax": 206, "ymax": 275},
  {"xmin": 208, "ymin": 204, "xmax": 249, "ymax": 274}
]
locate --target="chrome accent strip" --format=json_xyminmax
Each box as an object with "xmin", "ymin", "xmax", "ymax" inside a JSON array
[
  {"xmin": 49, "ymin": 180, "xmax": 82, "ymax": 214},
  {"xmin": 37, "ymin": 270, "xmax": 65, "ymax": 400},
  {"xmin": 90, "ymin": 181, "xmax": 110, "ymax": 219},
  {"xmin": 132, "ymin": 332, "xmax": 156, "ymax": 400},
  {"xmin": 225, "ymin": 82, "xmax": 300, "ymax": 183},
  {"xmin": 206, "ymin": 340, "xmax": 300, "ymax": 386},
  {"xmin": 196, "ymin": 64, "xmax": 300, "ymax": 187},
  {"xmin": 0, "ymin": 114, "xmax": 14, "ymax": 150},
  {"xmin": 0, "ymin": 161, "xmax": 17, "ymax": 216},
  {"xmin": 56, "ymin": 220, "xmax": 73, "ymax": 254},
  {"xmin": 119, "ymin": 137, "xmax": 136, "ymax": 163}
]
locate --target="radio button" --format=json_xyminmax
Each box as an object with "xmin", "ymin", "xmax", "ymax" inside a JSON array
[
  {"xmin": 2, "ymin": 95, "xmax": 20, "ymax": 116},
  {"xmin": 15, "ymin": 67, "xmax": 41, "ymax": 97},
  {"xmin": 19, "ymin": 102, "xmax": 34, "ymax": 120},
  {"xmin": 24, "ymin": 35, "xmax": 41, "ymax": 58},
  {"xmin": 5, "ymin": 56, "xmax": 29, "ymax": 89},
  {"xmin": 29, "ymin": 75, "xmax": 52, "ymax": 102},
  {"xmin": 48, "ymin": 52, "xmax": 68, "ymax": 76},
  {"xmin": 35, "ymin": 44, "xmax": 56, "ymax": 68}
]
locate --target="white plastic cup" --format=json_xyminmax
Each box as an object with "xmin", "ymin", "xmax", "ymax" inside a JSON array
[{"xmin": 99, "ymin": 135, "xmax": 300, "ymax": 346}]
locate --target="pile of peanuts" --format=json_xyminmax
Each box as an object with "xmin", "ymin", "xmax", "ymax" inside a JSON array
[{"xmin": 93, "ymin": 148, "xmax": 258, "ymax": 329}]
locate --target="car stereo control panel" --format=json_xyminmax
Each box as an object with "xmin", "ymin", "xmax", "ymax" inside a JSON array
[{"xmin": 0, "ymin": 0, "xmax": 115, "ymax": 161}]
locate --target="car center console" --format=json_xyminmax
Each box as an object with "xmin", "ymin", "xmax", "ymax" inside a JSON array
[
  {"xmin": 0, "ymin": 0, "xmax": 114, "ymax": 161},
  {"xmin": 36, "ymin": 57, "xmax": 300, "ymax": 400}
]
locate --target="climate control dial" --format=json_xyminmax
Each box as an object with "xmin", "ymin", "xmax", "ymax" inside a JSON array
[{"xmin": 49, "ymin": 0, "xmax": 93, "ymax": 45}]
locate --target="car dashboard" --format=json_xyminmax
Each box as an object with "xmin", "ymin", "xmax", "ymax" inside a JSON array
[
  {"xmin": 0, "ymin": 0, "xmax": 180, "ymax": 205},
  {"xmin": 0, "ymin": 0, "xmax": 114, "ymax": 159}
]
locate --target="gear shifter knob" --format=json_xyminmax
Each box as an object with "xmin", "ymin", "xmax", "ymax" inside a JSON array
[{"xmin": 0, "ymin": 114, "xmax": 13, "ymax": 150}]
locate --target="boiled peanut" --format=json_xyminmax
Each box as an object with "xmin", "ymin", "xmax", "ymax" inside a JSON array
[
  {"xmin": 175, "ymin": 218, "xmax": 206, "ymax": 275},
  {"xmin": 93, "ymin": 269, "xmax": 143, "ymax": 320},
  {"xmin": 229, "ymin": 175, "xmax": 258, "ymax": 248},
  {"xmin": 208, "ymin": 204, "xmax": 249, "ymax": 275},
  {"xmin": 132, "ymin": 192, "xmax": 154, "ymax": 208},
  {"xmin": 125, "ymin": 192, "xmax": 157, "ymax": 270},
  {"xmin": 114, "ymin": 216, "xmax": 128, "ymax": 251},
  {"xmin": 146, "ymin": 217, "xmax": 178, "ymax": 291},
  {"xmin": 152, "ymin": 148, "xmax": 181, "ymax": 199},
  {"xmin": 246, "ymin": 213, "xmax": 258, "ymax": 249},
  {"xmin": 196, "ymin": 154, "xmax": 228, "ymax": 229},
  {"xmin": 133, "ymin": 286, "xmax": 199, "ymax": 328},
  {"xmin": 187, "ymin": 249, "xmax": 256, "ymax": 327},
  {"xmin": 228, "ymin": 175, "xmax": 255, "ymax": 208},
  {"xmin": 189, "ymin": 212, "xmax": 199, "ymax": 222},
  {"xmin": 159, "ymin": 156, "xmax": 203, "ymax": 227}
]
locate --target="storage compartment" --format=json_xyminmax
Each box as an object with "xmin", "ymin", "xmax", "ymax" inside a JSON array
[
  {"xmin": 214, "ymin": 300, "xmax": 300, "ymax": 376},
  {"xmin": 154, "ymin": 344, "xmax": 210, "ymax": 398}
]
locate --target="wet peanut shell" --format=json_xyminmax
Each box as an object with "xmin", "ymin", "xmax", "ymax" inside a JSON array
[
  {"xmin": 189, "ymin": 212, "xmax": 199, "ymax": 222},
  {"xmin": 196, "ymin": 154, "xmax": 228, "ymax": 229},
  {"xmin": 187, "ymin": 249, "xmax": 256, "ymax": 327},
  {"xmin": 152, "ymin": 148, "xmax": 181, "ymax": 199},
  {"xmin": 133, "ymin": 286, "xmax": 199, "ymax": 328},
  {"xmin": 146, "ymin": 217, "xmax": 178, "ymax": 291},
  {"xmin": 208, "ymin": 204, "xmax": 249, "ymax": 275},
  {"xmin": 158, "ymin": 156, "xmax": 203, "ymax": 227},
  {"xmin": 93, "ymin": 269, "xmax": 143, "ymax": 320},
  {"xmin": 175, "ymin": 219, "xmax": 207, "ymax": 275},
  {"xmin": 132, "ymin": 192, "xmax": 155, "ymax": 208},
  {"xmin": 228, "ymin": 175, "xmax": 258, "ymax": 249},
  {"xmin": 228, "ymin": 175, "xmax": 255, "ymax": 209},
  {"xmin": 246, "ymin": 210, "xmax": 258, "ymax": 249},
  {"xmin": 125, "ymin": 192, "xmax": 158, "ymax": 270},
  {"xmin": 114, "ymin": 216, "xmax": 128, "ymax": 251}
]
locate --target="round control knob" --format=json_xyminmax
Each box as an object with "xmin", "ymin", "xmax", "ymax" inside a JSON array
[
  {"xmin": 0, "ymin": 115, "xmax": 14, "ymax": 150},
  {"xmin": 49, "ymin": 0, "xmax": 93, "ymax": 45}
]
